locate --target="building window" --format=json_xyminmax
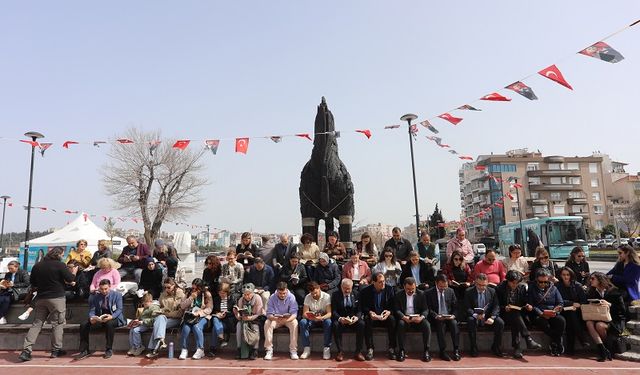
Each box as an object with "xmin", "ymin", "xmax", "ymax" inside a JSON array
[
  {"xmin": 533, "ymin": 206, "xmax": 548, "ymax": 214},
  {"xmin": 568, "ymin": 191, "xmax": 585, "ymax": 198},
  {"xmin": 589, "ymin": 163, "xmax": 598, "ymax": 173},
  {"xmin": 593, "ymin": 205, "xmax": 604, "ymax": 215},
  {"xmin": 529, "ymin": 177, "xmax": 541, "ymax": 185},
  {"xmin": 489, "ymin": 164, "xmax": 517, "ymax": 173},
  {"xmin": 595, "ymin": 220, "xmax": 604, "ymax": 230},
  {"xmin": 572, "ymin": 205, "xmax": 587, "ymax": 213},
  {"xmin": 567, "ymin": 177, "xmax": 581, "ymax": 185},
  {"xmin": 566, "ymin": 162, "xmax": 579, "ymax": 170},
  {"xmin": 591, "ymin": 178, "xmax": 599, "ymax": 188},
  {"xmin": 553, "ymin": 204, "xmax": 565, "ymax": 215},
  {"xmin": 550, "ymin": 177, "xmax": 563, "ymax": 185},
  {"xmin": 530, "ymin": 192, "xmax": 540, "ymax": 199},
  {"xmin": 511, "ymin": 207, "xmax": 520, "ymax": 216},
  {"xmin": 527, "ymin": 163, "xmax": 539, "ymax": 171},
  {"xmin": 548, "ymin": 163, "xmax": 563, "ymax": 170},
  {"xmin": 550, "ymin": 192, "xmax": 561, "ymax": 201},
  {"xmin": 592, "ymin": 192, "xmax": 601, "ymax": 202}
]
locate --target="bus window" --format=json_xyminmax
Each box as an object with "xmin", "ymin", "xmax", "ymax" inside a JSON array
[
  {"xmin": 541, "ymin": 224, "xmax": 548, "ymax": 246},
  {"xmin": 548, "ymin": 221, "xmax": 586, "ymax": 244}
]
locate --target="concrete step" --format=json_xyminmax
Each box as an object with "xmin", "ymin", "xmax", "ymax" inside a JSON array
[
  {"xmin": 627, "ymin": 320, "xmax": 640, "ymax": 335},
  {"xmin": 625, "ymin": 334, "xmax": 640, "ymax": 352},
  {"xmin": 629, "ymin": 305, "xmax": 640, "ymax": 320},
  {"xmin": 3, "ymin": 300, "xmax": 137, "ymax": 324},
  {"xmin": 616, "ymin": 351, "xmax": 640, "ymax": 362}
]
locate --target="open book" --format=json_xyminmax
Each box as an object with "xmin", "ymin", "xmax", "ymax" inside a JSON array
[
  {"xmin": 587, "ymin": 299, "xmax": 602, "ymax": 304},
  {"xmin": 91, "ymin": 314, "xmax": 111, "ymax": 322},
  {"xmin": 438, "ymin": 314, "xmax": 454, "ymax": 319},
  {"xmin": 272, "ymin": 313, "xmax": 292, "ymax": 318},
  {"xmin": 506, "ymin": 304, "xmax": 522, "ymax": 311},
  {"xmin": 473, "ymin": 307, "xmax": 485, "ymax": 315},
  {"xmin": 305, "ymin": 311, "xmax": 321, "ymax": 320},
  {"xmin": 407, "ymin": 314, "xmax": 421, "ymax": 318},
  {"xmin": 563, "ymin": 306, "xmax": 577, "ymax": 311}
]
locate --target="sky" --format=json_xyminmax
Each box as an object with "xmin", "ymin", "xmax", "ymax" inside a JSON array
[{"xmin": 0, "ymin": 1, "xmax": 639, "ymax": 236}]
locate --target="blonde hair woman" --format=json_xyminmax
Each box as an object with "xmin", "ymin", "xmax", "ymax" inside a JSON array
[{"xmin": 90, "ymin": 258, "xmax": 121, "ymax": 292}]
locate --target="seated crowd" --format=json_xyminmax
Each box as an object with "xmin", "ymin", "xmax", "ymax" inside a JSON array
[{"xmin": 3, "ymin": 228, "xmax": 639, "ymax": 365}]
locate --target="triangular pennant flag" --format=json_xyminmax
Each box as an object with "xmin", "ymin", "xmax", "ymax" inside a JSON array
[
  {"xmin": 117, "ymin": 139, "xmax": 134, "ymax": 144},
  {"xmin": 355, "ymin": 129, "xmax": 372, "ymax": 139},
  {"xmin": 172, "ymin": 140, "xmax": 190, "ymax": 150},
  {"xmin": 62, "ymin": 141, "xmax": 79, "ymax": 149},
  {"xmin": 204, "ymin": 139, "xmax": 220, "ymax": 154},
  {"xmin": 235, "ymin": 137, "xmax": 249, "ymax": 154},
  {"xmin": 474, "ymin": 165, "xmax": 487, "ymax": 170},
  {"xmin": 579, "ymin": 41, "xmax": 624, "ymax": 63},
  {"xmin": 420, "ymin": 120, "xmax": 439, "ymax": 134},
  {"xmin": 505, "ymin": 81, "xmax": 538, "ymax": 100},
  {"xmin": 269, "ymin": 136, "xmax": 282, "ymax": 143},
  {"xmin": 64, "ymin": 210, "xmax": 78, "ymax": 214},
  {"xmin": 38, "ymin": 142, "xmax": 53, "ymax": 157},
  {"xmin": 480, "ymin": 92, "xmax": 511, "ymax": 101},
  {"xmin": 426, "ymin": 136, "xmax": 442, "ymax": 144},
  {"xmin": 296, "ymin": 133, "xmax": 312, "ymax": 141},
  {"xmin": 438, "ymin": 113, "xmax": 463, "ymax": 125},
  {"xmin": 20, "ymin": 140, "xmax": 40, "ymax": 147},
  {"xmin": 7, "ymin": 203, "xmax": 13, "ymax": 207},
  {"xmin": 409, "ymin": 124, "xmax": 418, "ymax": 134},
  {"xmin": 149, "ymin": 140, "xmax": 161, "ymax": 156},
  {"xmin": 538, "ymin": 64, "xmax": 573, "ymax": 90},
  {"xmin": 457, "ymin": 104, "xmax": 482, "ymax": 111},
  {"xmin": 448, "ymin": 150, "xmax": 458, "ymax": 154},
  {"xmin": 384, "ymin": 124, "xmax": 401, "ymax": 129},
  {"xmin": 438, "ymin": 143, "xmax": 450, "ymax": 148},
  {"xmin": 459, "ymin": 155, "xmax": 474, "ymax": 160},
  {"xmin": 93, "ymin": 141, "xmax": 107, "ymax": 147}
]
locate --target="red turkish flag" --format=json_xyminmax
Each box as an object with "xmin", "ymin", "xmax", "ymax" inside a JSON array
[
  {"xmin": 495, "ymin": 202, "xmax": 503, "ymax": 208},
  {"xmin": 172, "ymin": 140, "xmax": 191, "ymax": 150},
  {"xmin": 20, "ymin": 140, "xmax": 40, "ymax": 147},
  {"xmin": 63, "ymin": 141, "xmax": 79, "ymax": 149},
  {"xmin": 512, "ymin": 182, "xmax": 523, "ymax": 188},
  {"xmin": 355, "ymin": 129, "xmax": 372, "ymax": 139},
  {"xmin": 538, "ymin": 64, "xmax": 573, "ymax": 90},
  {"xmin": 7, "ymin": 203, "xmax": 13, "ymax": 207},
  {"xmin": 296, "ymin": 133, "xmax": 312, "ymax": 141},
  {"xmin": 117, "ymin": 139, "xmax": 134, "ymax": 144},
  {"xmin": 235, "ymin": 137, "xmax": 249, "ymax": 154},
  {"xmin": 474, "ymin": 165, "xmax": 487, "ymax": 170},
  {"xmin": 506, "ymin": 192, "xmax": 515, "ymax": 200},
  {"xmin": 481, "ymin": 92, "xmax": 511, "ymax": 101},
  {"xmin": 459, "ymin": 156, "xmax": 474, "ymax": 160},
  {"xmin": 438, "ymin": 113, "xmax": 463, "ymax": 125}
]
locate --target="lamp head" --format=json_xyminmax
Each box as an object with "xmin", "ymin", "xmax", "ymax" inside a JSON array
[{"xmin": 24, "ymin": 131, "xmax": 44, "ymax": 140}]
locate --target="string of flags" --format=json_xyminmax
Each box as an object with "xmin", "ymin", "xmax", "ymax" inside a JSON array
[{"xmin": 0, "ymin": 20, "xmax": 637, "ymax": 162}]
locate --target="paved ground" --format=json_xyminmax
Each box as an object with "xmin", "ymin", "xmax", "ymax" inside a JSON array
[{"xmin": 0, "ymin": 350, "xmax": 638, "ymax": 374}]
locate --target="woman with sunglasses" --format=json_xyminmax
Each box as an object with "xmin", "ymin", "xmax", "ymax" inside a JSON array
[
  {"xmin": 443, "ymin": 250, "xmax": 471, "ymax": 302},
  {"xmin": 565, "ymin": 247, "xmax": 590, "ymax": 286},
  {"xmin": 372, "ymin": 248, "xmax": 402, "ymax": 288},
  {"xmin": 502, "ymin": 245, "xmax": 529, "ymax": 278},
  {"xmin": 529, "ymin": 247, "xmax": 558, "ymax": 283},
  {"xmin": 64, "ymin": 240, "xmax": 92, "ymax": 270},
  {"xmin": 528, "ymin": 268, "xmax": 565, "ymax": 356},
  {"xmin": 202, "ymin": 255, "xmax": 222, "ymax": 292},
  {"xmin": 585, "ymin": 272, "xmax": 626, "ymax": 361},
  {"xmin": 606, "ymin": 245, "xmax": 640, "ymax": 304},
  {"xmin": 178, "ymin": 278, "xmax": 213, "ymax": 360},
  {"xmin": 555, "ymin": 267, "xmax": 589, "ymax": 355}
]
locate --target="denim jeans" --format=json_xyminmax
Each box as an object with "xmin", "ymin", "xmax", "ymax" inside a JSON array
[
  {"xmin": 149, "ymin": 315, "xmax": 181, "ymax": 349},
  {"xmin": 129, "ymin": 324, "xmax": 151, "ymax": 349},
  {"xmin": 299, "ymin": 318, "xmax": 332, "ymax": 347},
  {"xmin": 210, "ymin": 317, "xmax": 224, "ymax": 348},
  {"xmin": 181, "ymin": 318, "xmax": 209, "ymax": 350}
]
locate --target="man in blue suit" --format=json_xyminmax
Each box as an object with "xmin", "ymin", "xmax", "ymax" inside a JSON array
[{"xmin": 77, "ymin": 279, "xmax": 125, "ymax": 359}]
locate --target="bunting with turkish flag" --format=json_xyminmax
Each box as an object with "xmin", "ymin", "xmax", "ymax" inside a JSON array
[
  {"xmin": 457, "ymin": 104, "xmax": 482, "ymax": 111},
  {"xmin": 459, "ymin": 156, "xmax": 473, "ymax": 160},
  {"xmin": 538, "ymin": 64, "xmax": 573, "ymax": 90},
  {"xmin": 205, "ymin": 139, "xmax": 220, "ymax": 154},
  {"xmin": 172, "ymin": 140, "xmax": 190, "ymax": 150},
  {"xmin": 384, "ymin": 124, "xmax": 400, "ymax": 129},
  {"xmin": 63, "ymin": 141, "xmax": 79, "ymax": 149},
  {"xmin": 474, "ymin": 165, "xmax": 487, "ymax": 171},
  {"xmin": 579, "ymin": 41, "xmax": 624, "ymax": 63},
  {"xmin": 505, "ymin": 81, "xmax": 538, "ymax": 100},
  {"xmin": 420, "ymin": 120, "xmax": 439, "ymax": 134},
  {"xmin": 117, "ymin": 139, "xmax": 134, "ymax": 144},
  {"xmin": 93, "ymin": 141, "xmax": 107, "ymax": 147},
  {"xmin": 20, "ymin": 140, "xmax": 39, "ymax": 147},
  {"xmin": 235, "ymin": 137, "xmax": 249, "ymax": 154},
  {"xmin": 481, "ymin": 92, "xmax": 511, "ymax": 101},
  {"xmin": 355, "ymin": 129, "xmax": 372, "ymax": 139},
  {"xmin": 296, "ymin": 133, "xmax": 312, "ymax": 141},
  {"xmin": 438, "ymin": 113, "xmax": 463, "ymax": 125},
  {"xmin": 39, "ymin": 143, "xmax": 53, "ymax": 157},
  {"xmin": 269, "ymin": 136, "xmax": 282, "ymax": 143}
]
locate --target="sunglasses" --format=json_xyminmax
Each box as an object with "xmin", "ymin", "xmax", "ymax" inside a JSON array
[
  {"xmin": 453, "ymin": 257, "xmax": 462, "ymax": 261},
  {"xmin": 384, "ymin": 254, "xmax": 393, "ymax": 257},
  {"xmin": 537, "ymin": 281, "xmax": 549, "ymax": 285},
  {"xmin": 540, "ymin": 256, "xmax": 549, "ymax": 259},
  {"xmin": 576, "ymin": 255, "xmax": 585, "ymax": 258}
]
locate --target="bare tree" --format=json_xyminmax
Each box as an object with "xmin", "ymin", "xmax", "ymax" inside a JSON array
[
  {"xmin": 102, "ymin": 128, "xmax": 208, "ymax": 246},
  {"xmin": 627, "ymin": 200, "xmax": 640, "ymax": 237}
]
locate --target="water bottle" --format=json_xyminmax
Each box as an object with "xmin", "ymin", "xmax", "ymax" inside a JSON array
[{"xmin": 168, "ymin": 342, "xmax": 174, "ymax": 359}]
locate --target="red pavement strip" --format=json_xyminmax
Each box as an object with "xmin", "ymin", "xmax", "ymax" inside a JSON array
[{"xmin": 1, "ymin": 351, "xmax": 639, "ymax": 374}]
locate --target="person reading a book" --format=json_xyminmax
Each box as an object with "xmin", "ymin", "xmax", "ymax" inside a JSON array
[
  {"xmin": 471, "ymin": 249, "xmax": 506, "ymax": 287},
  {"xmin": 178, "ymin": 278, "xmax": 213, "ymax": 360},
  {"xmin": 446, "ymin": 228, "xmax": 474, "ymax": 265},
  {"xmin": 342, "ymin": 251, "xmax": 371, "ymax": 292},
  {"xmin": 528, "ymin": 269, "xmax": 565, "ymax": 356},
  {"xmin": 585, "ymin": 272, "xmax": 626, "ymax": 362},
  {"xmin": 555, "ymin": 266, "xmax": 589, "ymax": 355},
  {"xmin": 496, "ymin": 270, "xmax": 541, "ymax": 359},
  {"xmin": 127, "ymin": 292, "xmax": 159, "ymax": 357},
  {"xmin": 299, "ymin": 282, "xmax": 333, "ymax": 360},
  {"xmin": 399, "ymin": 251, "xmax": 434, "ymax": 291},
  {"xmin": 207, "ymin": 282, "xmax": 235, "ymax": 358},
  {"xmin": 146, "ymin": 278, "xmax": 186, "ymax": 359},
  {"xmin": 464, "ymin": 273, "xmax": 505, "ymax": 357},
  {"xmin": 393, "ymin": 277, "xmax": 431, "ymax": 362},
  {"xmin": 426, "ymin": 274, "xmax": 461, "ymax": 361},
  {"xmin": 443, "ymin": 250, "xmax": 471, "ymax": 302},
  {"xmin": 77, "ymin": 279, "xmax": 125, "ymax": 360},
  {"xmin": 355, "ymin": 232, "xmax": 378, "ymax": 267},
  {"xmin": 234, "ymin": 283, "xmax": 264, "ymax": 360},
  {"xmin": 502, "ymin": 245, "xmax": 529, "ymax": 278},
  {"xmin": 372, "ymin": 248, "xmax": 402, "ymax": 289},
  {"xmin": 263, "ymin": 282, "xmax": 299, "ymax": 360},
  {"xmin": 313, "ymin": 253, "xmax": 341, "ymax": 297},
  {"xmin": 331, "ymin": 279, "xmax": 365, "ymax": 362},
  {"xmin": 278, "ymin": 255, "xmax": 309, "ymax": 305},
  {"xmin": 360, "ymin": 272, "xmax": 397, "ymax": 361}
]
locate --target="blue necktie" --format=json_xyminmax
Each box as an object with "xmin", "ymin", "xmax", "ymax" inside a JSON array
[{"xmin": 478, "ymin": 292, "xmax": 485, "ymax": 309}]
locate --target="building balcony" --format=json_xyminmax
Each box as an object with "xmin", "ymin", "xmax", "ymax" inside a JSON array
[
  {"xmin": 569, "ymin": 211, "xmax": 590, "ymax": 217},
  {"xmin": 567, "ymin": 198, "xmax": 588, "ymax": 205},
  {"xmin": 527, "ymin": 198, "xmax": 548, "ymax": 206},
  {"xmin": 527, "ymin": 169, "xmax": 581, "ymax": 177},
  {"xmin": 544, "ymin": 156, "xmax": 565, "ymax": 163},
  {"xmin": 529, "ymin": 184, "xmax": 582, "ymax": 191}
]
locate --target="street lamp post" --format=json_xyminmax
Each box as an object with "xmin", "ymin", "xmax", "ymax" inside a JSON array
[
  {"xmin": 0, "ymin": 195, "xmax": 10, "ymax": 255},
  {"xmin": 400, "ymin": 113, "xmax": 421, "ymax": 241},
  {"xmin": 23, "ymin": 131, "xmax": 44, "ymax": 269}
]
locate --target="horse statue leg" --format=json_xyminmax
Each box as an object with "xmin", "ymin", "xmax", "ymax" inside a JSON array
[{"xmin": 338, "ymin": 215, "xmax": 353, "ymax": 253}]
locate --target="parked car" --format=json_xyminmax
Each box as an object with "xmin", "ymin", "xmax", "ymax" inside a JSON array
[
  {"xmin": 588, "ymin": 240, "xmax": 600, "ymax": 249},
  {"xmin": 473, "ymin": 243, "xmax": 487, "ymax": 256}
]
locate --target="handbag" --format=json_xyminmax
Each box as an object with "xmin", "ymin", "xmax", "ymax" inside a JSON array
[
  {"xmin": 242, "ymin": 322, "xmax": 260, "ymax": 346},
  {"xmin": 181, "ymin": 307, "xmax": 202, "ymax": 325},
  {"xmin": 581, "ymin": 303, "xmax": 612, "ymax": 322}
]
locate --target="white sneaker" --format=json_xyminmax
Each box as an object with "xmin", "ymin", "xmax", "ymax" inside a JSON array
[
  {"xmin": 192, "ymin": 348, "xmax": 204, "ymax": 360},
  {"xmin": 323, "ymin": 346, "xmax": 331, "ymax": 360},
  {"xmin": 127, "ymin": 347, "xmax": 135, "ymax": 356},
  {"xmin": 290, "ymin": 351, "xmax": 299, "ymax": 360},
  {"xmin": 18, "ymin": 312, "xmax": 30, "ymax": 321},
  {"xmin": 178, "ymin": 349, "xmax": 188, "ymax": 360},
  {"xmin": 300, "ymin": 346, "xmax": 311, "ymax": 359},
  {"xmin": 0, "ymin": 317, "xmax": 7, "ymax": 325},
  {"xmin": 264, "ymin": 349, "xmax": 273, "ymax": 360}
]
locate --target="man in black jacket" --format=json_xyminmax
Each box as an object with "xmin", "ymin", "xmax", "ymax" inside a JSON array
[
  {"xmin": 464, "ymin": 273, "xmax": 505, "ymax": 357},
  {"xmin": 399, "ymin": 251, "xmax": 435, "ymax": 290},
  {"xmin": 278, "ymin": 255, "xmax": 308, "ymax": 305},
  {"xmin": 383, "ymin": 227, "xmax": 413, "ymax": 265},
  {"xmin": 495, "ymin": 270, "xmax": 541, "ymax": 358},
  {"xmin": 360, "ymin": 272, "xmax": 397, "ymax": 360},
  {"xmin": 19, "ymin": 247, "xmax": 75, "ymax": 362},
  {"xmin": 394, "ymin": 277, "xmax": 431, "ymax": 362},
  {"xmin": 331, "ymin": 279, "xmax": 365, "ymax": 362},
  {"xmin": 426, "ymin": 274, "xmax": 461, "ymax": 361},
  {"xmin": 313, "ymin": 253, "xmax": 341, "ymax": 296}
]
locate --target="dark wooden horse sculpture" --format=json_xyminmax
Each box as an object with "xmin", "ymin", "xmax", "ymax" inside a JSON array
[{"xmin": 299, "ymin": 97, "xmax": 355, "ymax": 248}]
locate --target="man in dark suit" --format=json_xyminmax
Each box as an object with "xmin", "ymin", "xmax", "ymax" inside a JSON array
[
  {"xmin": 77, "ymin": 279, "xmax": 126, "ymax": 360},
  {"xmin": 394, "ymin": 277, "xmax": 431, "ymax": 362},
  {"xmin": 360, "ymin": 272, "xmax": 397, "ymax": 360},
  {"xmin": 464, "ymin": 273, "xmax": 505, "ymax": 357},
  {"xmin": 331, "ymin": 279, "xmax": 365, "ymax": 362},
  {"xmin": 399, "ymin": 251, "xmax": 435, "ymax": 290},
  {"xmin": 383, "ymin": 227, "xmax": 414, "ymax": 264},
  {"xmin": 426, "ymin": 274, "xmax": 461, "ymax": 361}
]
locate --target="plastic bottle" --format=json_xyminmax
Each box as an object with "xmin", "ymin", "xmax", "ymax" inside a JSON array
[{"xmin": 168, "ymin": 342, "xmax": 174, "ymax": 359}]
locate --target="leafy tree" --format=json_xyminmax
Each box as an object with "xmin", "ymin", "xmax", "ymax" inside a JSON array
[{"xmin": 428, "ymin": 204, "xmax": 446, "ymax": 240}]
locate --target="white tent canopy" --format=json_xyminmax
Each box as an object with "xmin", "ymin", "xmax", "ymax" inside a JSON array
[{"xmin": 26, "ymin": 214, "xmax": 126, "ymax": 254}]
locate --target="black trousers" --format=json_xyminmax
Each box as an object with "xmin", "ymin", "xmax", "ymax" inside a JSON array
[
  {"xmin": 364, "ymin": 315, "xmax": 397, "ymax": 350},
  {"xmin": 467, "ymin": 316, "xmax": 505, "ymax": 349},
  {"xmin": 503, "ymin": 310, "xmax": 530, "ymax": 348},
  {"xmin": 561, "ymin": 310, "xmax": 583, "ymax": 351},
  {"xmin": 333, "ymin": 319, "xmax": 365, "ymax": 353},
  {"xmin": 431, "ymin": 318, "xmax": 460, "ymax": 351},
  {"xmin": 79, "ymin": 319, "xmax": 119, "ymax": 351},
  {"xmin": 533, "ymin": 315, "xmax": 566, "ymax": 345},
  {"xmin": 396, "ymin": 318, "xmax": 431, "ymax": 351}
]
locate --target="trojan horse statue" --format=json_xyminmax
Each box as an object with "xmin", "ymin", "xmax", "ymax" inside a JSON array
[{"xmin": 299, "ymin": 97, "xmax": 355, "ymax": 249}]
